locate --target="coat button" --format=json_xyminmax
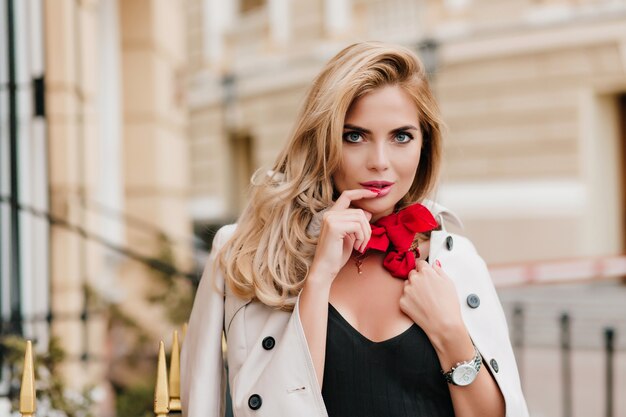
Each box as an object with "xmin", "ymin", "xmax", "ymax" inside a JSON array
[
  {"xmin": 467, "ymin": 294, "xmax": 480, "ymax": 309},
  {"xmin": 490, "ymin": 359, "xmax": 499, "ymax": 373},
  {"xmin": 445, "ymin": 235, "xmax": 453, "ymax": 250},
  {"xmin": 248, "ymin": 394, "xmax": 262, "ymax": 410},
  {"xmin": 262, "ymin": 336, "xmax": 275, "ymax": 350}
]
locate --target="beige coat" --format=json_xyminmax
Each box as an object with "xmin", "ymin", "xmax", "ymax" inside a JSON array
[{"xmin": 181, "ymin": 203, "xmax": 529, "ymax": 417}]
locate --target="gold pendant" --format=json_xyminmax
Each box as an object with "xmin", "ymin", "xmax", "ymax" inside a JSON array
[
  {"xmin": 354, "ymin": 252, "xmax": 368, "ymax": 274},
  {"xmin": 355, "ymin": 258, "xmax": 364, "ymax": 274}
]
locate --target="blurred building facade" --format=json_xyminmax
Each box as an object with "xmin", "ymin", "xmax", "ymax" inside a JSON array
[
  {"xmin": 1, "ymin": 0, "xmax": 193, "ymax": 414},
  {"xmin": 188, "ymin": 0, "xmax": 626, "ymax": 265}
]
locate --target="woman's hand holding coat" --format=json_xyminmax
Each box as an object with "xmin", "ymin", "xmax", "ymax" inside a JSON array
[
  {"xmin": 399, "ymin": 260, "xmax": 506, "ymax": 417},
  {"xmin": 399, "ymin": 259, "xmax": 467, "ymax": 353}
]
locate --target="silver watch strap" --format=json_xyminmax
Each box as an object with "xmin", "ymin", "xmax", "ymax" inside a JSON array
[{"xmin": 441, "ymin": 345, "xmax": 482, "ymax": 384}]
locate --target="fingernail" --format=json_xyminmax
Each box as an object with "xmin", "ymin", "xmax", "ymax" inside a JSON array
[{"xmin": 435, "ymin": 260, "xmax": 441, "ymax": 267}]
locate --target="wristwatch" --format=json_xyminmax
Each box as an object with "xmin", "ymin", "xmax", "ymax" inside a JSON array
[{"xmin": 442, "ymin": 345, "xmax": 482, "ymax": 386}]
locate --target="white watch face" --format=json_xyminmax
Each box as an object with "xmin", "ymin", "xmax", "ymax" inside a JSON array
[{"xmin": 452, "ymin": 364, "xmax": 478, "ymax": 386}]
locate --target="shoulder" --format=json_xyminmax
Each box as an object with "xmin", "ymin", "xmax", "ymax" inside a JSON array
[
  {"xmin": 429, "ymin": 227, "xmax": 490, "ymax": 294},
  {"xmin": 421, "ymin": 198, "xmax": 464, "ymax": 231},
  {"xmin": 212, "ymin": 223, "xmax": 238, "ymax": 251},
  {"xmin": 419, "ymin": 199, "xmax": 481, "ymax": 260}
]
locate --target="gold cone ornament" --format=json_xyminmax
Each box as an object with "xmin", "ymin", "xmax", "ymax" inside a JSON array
[
  {"xmin": 169, "ymin": 331, "xmax": 181, "ymax": 412},
  {"xmin": 20, "ymin": 340, "xmax": 36, "ymax": 417},
  {"xmin": 154, "ymin": 341, "xmax": 170, "ymax": 416}
]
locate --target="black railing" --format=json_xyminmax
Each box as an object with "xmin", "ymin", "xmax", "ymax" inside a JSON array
[
  {"xmin": 604, "ymin": 328, "xmax": 615, "ymax": 417},
  {"xmin": 560, "ymin": 313, "xmax": 572, "ymax": 417},
  {"xmin": 509, "ymin": 303, "xmax": 620, "ymax": 417},
  {"xmin": 5, "ymin": 0, "xmax": 23, "ymax": 338}
]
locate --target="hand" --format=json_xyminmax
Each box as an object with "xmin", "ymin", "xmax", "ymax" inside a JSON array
[
  {"xmin": 399, "ymin": 260, "xmax": 465, "ymax": 344},
  {"xmin": 308, "ymin": 189, "xmax": 378, "ymax": 285}
]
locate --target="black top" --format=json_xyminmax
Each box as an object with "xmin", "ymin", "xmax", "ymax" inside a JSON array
[{"xmin": 321, "ymin": 303, "xmax": 455, "ymax": 417}]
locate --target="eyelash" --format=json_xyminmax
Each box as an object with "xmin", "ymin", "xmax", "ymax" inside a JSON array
[{"xmin": 342, "ymin": 131, "xmax": 414, "ymax": 144}]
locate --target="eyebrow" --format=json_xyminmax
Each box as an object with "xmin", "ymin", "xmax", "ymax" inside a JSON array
[{"xmin": 343, "ymin": 124, "xmax": 419, "ymax": 134}]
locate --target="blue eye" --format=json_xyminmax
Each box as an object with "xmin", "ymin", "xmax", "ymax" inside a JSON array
[
  {"xmin": 395, "ymin": 132, "xmax": 413, "ymax": 143},
  {"xmin": 343, "ymin": 132, "xmax": 363, "ymax": 143}
]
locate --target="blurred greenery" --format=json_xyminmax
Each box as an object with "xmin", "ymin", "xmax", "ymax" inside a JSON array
[
  {"xmin": 104, "ymin": 233, "xmax": 193, "ymax": 416},
  {"xmin": 1, "ymin": 335, "xmax": 95, "ymax": 417},
  {"xmin": 2, "ymin": 233, "xmax": 194, "ymax": 416},
  {"xmin": 112, "ymin": 382, "xmax": 154, "ymax": 417},
  {"xmin": 147, "ymin": 232, "xmax": 194, "ymax": 324}
]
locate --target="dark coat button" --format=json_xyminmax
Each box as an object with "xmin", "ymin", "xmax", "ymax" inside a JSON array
[
  {"xmin": 467, "ymin": 294, "xmax": 480, "ymax": 309},
  {"xmin": 248, "ymin": 394, "xmax": 262, "ymax": 410},
  {"xmin": 445, "ymin": 235, "xmax": 454, "ymax": 250},
  {"xmin": 262, "ymin": 336, "xmax": 275, "ymax": 350},
  {"xmin": 490, "ymin": 359, "xmax": 499, "ymax": 373}
]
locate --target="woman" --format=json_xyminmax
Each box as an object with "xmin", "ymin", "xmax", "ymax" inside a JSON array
[{"xmin": 181, "ymin": 41, "xmax": 528, "ymax": 417}]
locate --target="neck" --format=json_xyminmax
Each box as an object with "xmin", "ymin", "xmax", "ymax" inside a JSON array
[{"xmin": 370, "ymin": 208, "xmax": 394, "ymax": 223}]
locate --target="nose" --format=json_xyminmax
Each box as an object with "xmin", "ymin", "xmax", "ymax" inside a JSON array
[{"xmin": 366, "ymin": 141, "xmax": 390, "ymax": 171}]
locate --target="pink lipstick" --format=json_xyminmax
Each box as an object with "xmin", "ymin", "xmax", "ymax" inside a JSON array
[{"xmin": 359, "ymin": 181, "xmax": 394, "ymax": 197}]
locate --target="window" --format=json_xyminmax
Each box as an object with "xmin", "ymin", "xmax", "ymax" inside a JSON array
[{"xmin": 240, "ymin": 0, "xmax": 266, "ymax": 13}]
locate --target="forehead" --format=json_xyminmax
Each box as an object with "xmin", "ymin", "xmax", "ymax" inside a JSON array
[{"xmin": 345, "ymin": 85, "xmax": 419, "ymax": 125}]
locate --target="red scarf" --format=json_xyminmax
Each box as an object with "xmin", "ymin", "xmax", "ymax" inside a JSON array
[{"xmin": 363, "ymin": 203, "xmax": 438, "ymax": 279}]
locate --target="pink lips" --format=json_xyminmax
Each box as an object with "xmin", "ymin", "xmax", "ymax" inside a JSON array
[{"xmin": 359, "ymin": 181, "xmax": 394, "ymax": 197}]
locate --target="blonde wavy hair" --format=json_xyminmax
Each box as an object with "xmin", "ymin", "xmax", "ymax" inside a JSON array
[{"xmin": 217, "ymin": 41, "xmax": 444, "ymax": 310}]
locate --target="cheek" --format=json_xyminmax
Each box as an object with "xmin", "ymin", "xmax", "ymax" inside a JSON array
[
  {"xmin": 331, "ymin": 169, "xmax": 347, "ymax": 194},
  {"xmin": 396, "ymin": 147, "xmax": 421, "ymax": 181},
  {"xmin": 332, "ymin": 154, "xmax": 359, "ymax": 189}
]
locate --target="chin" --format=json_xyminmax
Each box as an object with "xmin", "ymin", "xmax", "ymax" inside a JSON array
[{"xmin": 353, "ymin": 198, "xmax": 398, "ymax": 216}]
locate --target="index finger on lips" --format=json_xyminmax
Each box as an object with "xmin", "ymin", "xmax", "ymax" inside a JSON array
[{"xmin": 330, "ymin": 189, "xmax": 378, "ymax": 211}]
